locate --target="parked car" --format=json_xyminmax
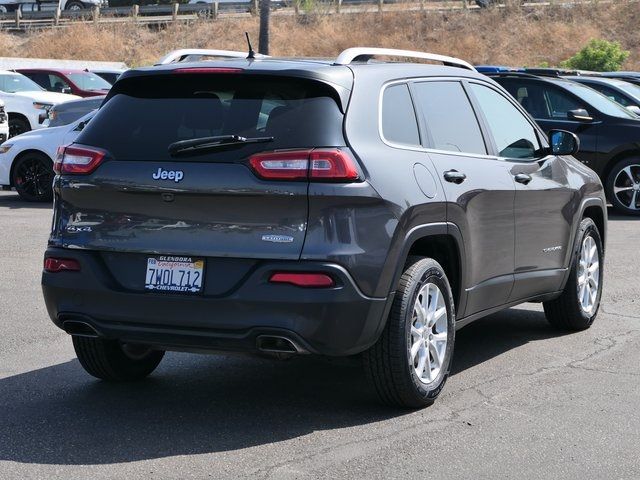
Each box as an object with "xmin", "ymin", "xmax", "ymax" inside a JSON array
[
  {"xmin": 90, "ymin": 69, "xmax": 125, "ymax": 85},
  {"xmin": 475, "ymin": 65, "xmax": 523, "ymax": 73},
  {"xmin": 0, "ymin": 70, "xmax": 79, "ymax": 138},
  {"xmin": 0, "ymin": 100, "xmax": 9, "ymax": 144},
  {"xmin": 42, "ymin": 48, "xmax": 606, "ymax": 408},
  {"xmin": 47, "ymin": 96, "xmax": 104, "ymax": 127},
  {"xmin": 0, "ymin": 111, "xmax": 94, "ymax": 201},
  {"xmin": 489, "ymin": 72, "xmax": 640, "ymax": 215},
  {"xmin": 0, "ymin": 0, "xmax": 107, "ymax": 12},
  {"xmin": 17, "ymin": 68, "xmax": 111, "ymax": 98},
  {"xmin": 599, "ymin": 71, "xmax": 640, "ymax": 87},
  {"xmin": 564, "ymin": 75, "xmax": 640, "ymax": 114}
]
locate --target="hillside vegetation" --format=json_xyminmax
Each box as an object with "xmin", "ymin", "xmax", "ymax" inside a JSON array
[{"xmin": 1, "ymin": 2, "xmax": 639, "ymax": 68}]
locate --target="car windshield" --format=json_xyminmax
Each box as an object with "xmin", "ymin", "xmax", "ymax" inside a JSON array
[
  {"xmin": 67, "ymin": 72, "xmax": 112, "ymax": 91},
  {"xmin": 611, "ymin": 80, "xmax": 640, "ymax": 103},
  {"xmin": 562, "ymin": 81, "xmax": 639, "ymax": 119},
  {"xmin": 0, "ymin": 73, "xmax": 44, "ymax": 93}
]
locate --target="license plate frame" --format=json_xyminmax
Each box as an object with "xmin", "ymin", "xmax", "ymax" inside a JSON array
[{"xmin": 144, "ymin": 255, "xmax": 205, "ymax": 294}]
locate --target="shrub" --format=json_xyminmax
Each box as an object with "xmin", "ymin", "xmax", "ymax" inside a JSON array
[{"xmin": 561, "ymin": 39, "xmax": 630, "ymax": 72}]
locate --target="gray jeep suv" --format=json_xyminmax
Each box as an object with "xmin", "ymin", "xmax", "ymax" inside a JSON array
[{"xmin": 42, "ymin": 48, "xmax": 607, "ymax": 408}]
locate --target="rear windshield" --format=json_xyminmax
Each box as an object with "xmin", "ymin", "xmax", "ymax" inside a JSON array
[{"xmin": 76, "ymin": 74, "xmax": 345, "ymax": 161}]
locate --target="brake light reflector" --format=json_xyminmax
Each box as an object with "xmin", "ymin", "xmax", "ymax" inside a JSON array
[
  {"xmin": 44, "ymin": 257, "xmax": 81, "ymax": 273},
  {"xmin": 55, "ymin": 145, "xmax": 106, "ymax": 175},
  {"xmin": 248, "ymin": 149, "xmax": 359, "ymax": 182},
  {"xmin": 269, "ymin": 272, "xmax": 335, "ymax": 288}
]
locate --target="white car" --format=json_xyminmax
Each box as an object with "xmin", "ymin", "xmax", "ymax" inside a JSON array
[
  {"xmin": 0, "ymin": 99, "xmax": 9, "ymax": 143},
  {"xmin": 0, "ymin": 0, "xmax": 107, "ymax": 13},
  {"xmin": 0, "ymin": 111, "xmax": 93, "ymax": 202},
  {"xmin": 0, "ymin": 70, "xmax": 79, "ymax": 138}
]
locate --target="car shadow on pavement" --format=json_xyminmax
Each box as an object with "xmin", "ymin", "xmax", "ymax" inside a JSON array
[
  {"xmin": 451, "ymin": 307, "xmax": 570, "ymax": 375},
  {"xmin": 0, "ymin": 192, "xmax": 52, "ymax": 210},
  {"xmin": 0, "ymin": 308, "xmax": 565, "ymax": 466}
]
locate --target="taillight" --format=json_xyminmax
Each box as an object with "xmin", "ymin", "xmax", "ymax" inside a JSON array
[
  {"xmin": 54, "ymin": 145, "xmax": 106, "ymax": 175},
  {"xmin": 249, "ymin": 150, "xmax": 311, "ymax": 180},
  {"xmin": 248, "ymin": 149, "xmax": 360, "ymax": 182},
  {"xmin": 44, "ymin": 257, "xmax": 81, "ymax": 273},
  {"xmin": 269, "ymin": 272, "xmax": 335, "ymax": 288}
]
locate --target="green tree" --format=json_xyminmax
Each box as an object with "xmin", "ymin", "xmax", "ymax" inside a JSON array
[{"xmin": 561, "ymin": 39, "xmax": 630, "ymax": 72}]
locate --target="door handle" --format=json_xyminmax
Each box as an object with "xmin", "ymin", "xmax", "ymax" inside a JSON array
[
  {"xmin": 514, "ymin": 173, "xmax": 532, "ymax": 185},
  {"xmin": 443, "ymin": 170, "xmax": 467, "ymax": 184}
]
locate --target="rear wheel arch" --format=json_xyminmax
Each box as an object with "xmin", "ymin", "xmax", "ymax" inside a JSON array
[
  {"xmin": 405, "ymin": 234, "xmax": 462, "ymax": 313},
  {"xmin": 389, "ymin": 226, "xmax": 465, "ymax": 315}
]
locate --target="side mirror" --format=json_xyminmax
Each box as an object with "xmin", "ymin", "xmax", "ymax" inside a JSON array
[
  {"xmin": 567, "ymin": 108, "xmax": 593, "ymax": 122},
  {"xmin": 62, "ymin": 87, "xmax": 73, "ymax": 94},
  {"xmin": 627, "ymin": 105, "xmax": 640, "ymax": 116},
  {"xmin": 549, "ymin": 129, "xmax": 579, "ymax": 156}
]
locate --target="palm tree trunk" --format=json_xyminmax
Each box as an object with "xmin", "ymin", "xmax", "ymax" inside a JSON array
[{"xmin": 258, "ymin": 0, "xmax": 271, "ymax": 55}]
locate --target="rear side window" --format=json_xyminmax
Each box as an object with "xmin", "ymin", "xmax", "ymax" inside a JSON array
[
  {"xmin": 77, "ymin": 74, "xmax": 345, "ymax": 162},
  {"xmin": 381, "ymin": 84, "xmax": 420, "ymax": 146},
  {"xmin": 412, "ymin": 81, "xmax": 487, "ymax": 155},
  {"xmin": 468, "ymin": 83, "xmax": 541, "ymax": 159}
]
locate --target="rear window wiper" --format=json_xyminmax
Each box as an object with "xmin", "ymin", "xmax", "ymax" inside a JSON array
[{"xmin": 168, "ymin": 135, "xmax": 274, "ymax": 156}]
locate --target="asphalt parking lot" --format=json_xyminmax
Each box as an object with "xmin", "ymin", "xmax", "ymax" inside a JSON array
[{"xmin": 0, "ymin": 190, "xmax": 638, "ymax": 480}]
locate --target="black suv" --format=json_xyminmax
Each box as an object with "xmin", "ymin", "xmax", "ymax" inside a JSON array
[
  {"xmin": 42, "ymin": 48, "xmax": 607, "ymax": 408},
  {"xmin": 489, "ymin": 72, "xmax": 640, "ymax": 215}
]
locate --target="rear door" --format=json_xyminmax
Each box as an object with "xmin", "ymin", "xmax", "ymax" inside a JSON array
[
  {"xmin": 410, "ymin": 79, "xmax": 516, "ymax": 317},
  {"xmin": 54, "ymin": 72, "xmax": 347, "ymax": 261}
]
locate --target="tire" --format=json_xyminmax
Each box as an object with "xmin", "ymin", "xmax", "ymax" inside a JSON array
[
  {"xmin": 543, "ymin": 218, "xmax": 604, "ymax": 331},
  {"xmin": 195, "ymin": 1, "xmax": 211, "ymax": 18},
  {"xmin": 8, "ymin": 116, "xmax": 30, "ymax": 138},
  {"xmin": 363, "ymin": 257, "xmax": 455, "ymax": 408},
  {"xmin": 11, "ymin": 153, "xmax": 54, "ymax": 202},
  {"xmin": 73, "ymin": 336, "xmax": 165, "ymax": 381},
  {"xmin": 606, "ymin": 158, "xmax": 640, "ymax": 215},
  {"xmin": 65, "ymin": 1, "xmax": 85, "ymax": 10}
]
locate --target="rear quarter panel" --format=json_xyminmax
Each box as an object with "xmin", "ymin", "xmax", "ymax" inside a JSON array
[{"xmin": 307, "ymin": 66, "xmax": 448, "ymax": 299}]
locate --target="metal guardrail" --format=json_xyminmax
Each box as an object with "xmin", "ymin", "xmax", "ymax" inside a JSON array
[{"xmin": 0, "ymin": 0, "xmax": 630, "ymax": 30}]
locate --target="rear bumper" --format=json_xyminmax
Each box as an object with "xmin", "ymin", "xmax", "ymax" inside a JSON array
[{"xmin": 41, "ymin": 248, "xmax": 390, "ymax": 356}]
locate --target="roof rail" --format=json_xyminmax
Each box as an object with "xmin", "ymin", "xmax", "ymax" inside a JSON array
[
  {"xmin": 334, "ymin": 47, "xmax": 475, "ymax": 71},
  {"xmin": 155, "ymin": 49, "xmax": 269, "ymax": 66},
  {"xmin": 522, "ymin": 67, "xmax": 599, "ymax": 78}
]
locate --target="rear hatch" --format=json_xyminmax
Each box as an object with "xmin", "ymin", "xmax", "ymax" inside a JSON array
[{"xmin": 51, "ymin": 70, "xmax": 350, "ymax": 292}]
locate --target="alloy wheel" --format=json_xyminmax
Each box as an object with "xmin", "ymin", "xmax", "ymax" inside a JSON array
[
  {"xmin": 577, "ymin": 235, "xmax": 600, "ymax": 315},
  {"xmin": 15, "ymin": 157, "xmax": 53, "ymax": 200},
  {"xmin": 613, "ymin": 164, "xmax": 640, "ymax": 211},
  {"xmin": 409, "ymin": 282, "xmax": 448, "ymax": 385}
]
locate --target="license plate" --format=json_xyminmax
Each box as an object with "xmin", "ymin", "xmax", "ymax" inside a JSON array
[{"xmin": 145, "ymin": 256, "xmax": 204, "ymax": 293}]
